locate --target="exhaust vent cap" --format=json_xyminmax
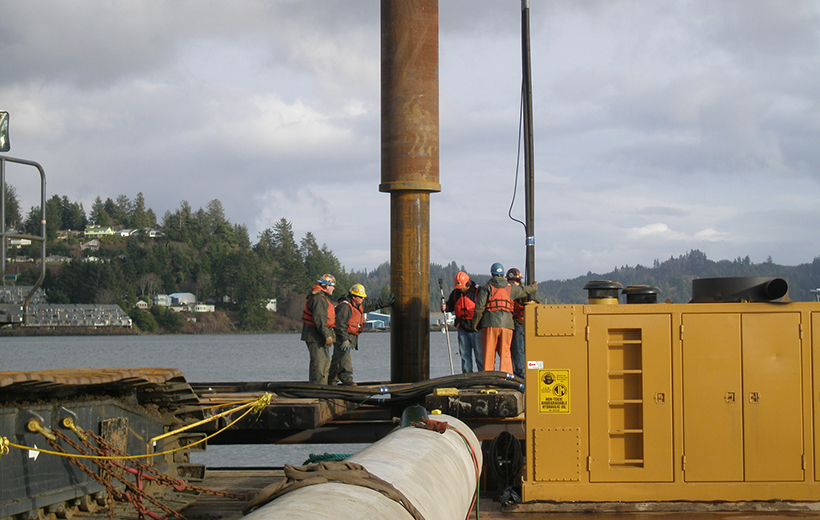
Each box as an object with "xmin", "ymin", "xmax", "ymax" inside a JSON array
[
  {"xmin": 622, "ymin": 285, "xmax": 660, "ymax": 304},
  {"xmin": 583, "ymin": 280, "xmax": 623, "ymax": 304}
]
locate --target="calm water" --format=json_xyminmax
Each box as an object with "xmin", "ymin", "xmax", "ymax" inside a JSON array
[{"xmin": 1, "ymin": 330, "xmax": 460, "ymax": 467}]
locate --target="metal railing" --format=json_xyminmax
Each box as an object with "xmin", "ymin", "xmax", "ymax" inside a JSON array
[{"xmin": 1, "ymin": 155, "xmax": 46, "ymax": 324}]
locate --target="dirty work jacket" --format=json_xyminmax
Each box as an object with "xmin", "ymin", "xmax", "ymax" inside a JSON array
[
  {"xmin": 473, "ymin": 275, "xmax": 537, "ymax": 331},
  {"xmin": 335, "ymin": 294, "xmax": 392, "ymax": 348},
  {"xmin": 301, "ymin": 288, "xmax": 336, "ymax": 345}
]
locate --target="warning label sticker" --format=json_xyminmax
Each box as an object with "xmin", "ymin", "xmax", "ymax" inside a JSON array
[{"xmin": 538, "ymin": 369, "xmax": 570, "ymax": 414}]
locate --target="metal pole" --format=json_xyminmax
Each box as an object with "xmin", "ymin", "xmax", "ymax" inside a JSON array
[
  {"xmin": 438, "ymin": 278, "xmax": 455, "ymax": 375},
  {"xmin": 521, "ymin": 0, "xmax": 536, "ymax": 286},
  {"xmin": 381, "ymin": 0, "xmax": 441, "ymax": 383}
]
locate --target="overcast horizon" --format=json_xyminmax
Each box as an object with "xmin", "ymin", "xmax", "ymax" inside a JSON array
[{"xmin": 2, "ymin": 1, "xmax": 819, "ymax": 281}]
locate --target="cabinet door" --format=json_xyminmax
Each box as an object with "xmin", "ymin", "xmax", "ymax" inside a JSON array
[
  {"xmin": 681, "ymin": 313, "xmax": 743, "ymax": 482},
  {"xmin": 814, "ymin": 312, "xmax": 820, "ymax": 481},
  {"xmin": 742, "ymin": 312, "xmax": 804, "ymax": 482},
  {"xmin": 588, "ymin": 314, "xmax": 673, "ymax": 482}
]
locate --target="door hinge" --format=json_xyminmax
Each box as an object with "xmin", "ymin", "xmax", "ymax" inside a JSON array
[
  {"xmin": 585, "ymin": 326, "xmax": 590, "ymax": 342},
  {"xmin": 587, "ymin": 455, "xmax": 592, "ymax": 471},
  {"xmin": 799, "ymin": 323, "xmax": 804, "ymax": 340},
  {"xmin": 803, "ymin": 454, "xmax": 807, "ymax": 470},
  {"xmin": 682, "ymin": 455, "xmax": 686, "ymax": 471},
  {"xmin": 679, "ymin": 324, "xmax": 684, "ymax": 341}
]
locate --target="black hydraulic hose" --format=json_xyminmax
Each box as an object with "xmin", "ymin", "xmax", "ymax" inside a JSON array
[{"xmin": 266, "ymin": 371, "xmax": 524, "ymax": 406}]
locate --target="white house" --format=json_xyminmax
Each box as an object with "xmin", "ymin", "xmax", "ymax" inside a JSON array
[
  {"xmin": 169, "ymin": 292, "xmax": 196, "ymax": 305},
  {"xmin": 153, "ymin": 294, "xmax": 170, "ymax": 307},
  {"xmin": 84, "ymin": 226, "xmax": 115, "ymax": 237},
  {"xmin": 8, "ymin": 237, "xmax": 31, "ymax": 248},
  {"xmin": 80, "ymin": 239, "xmax": 100, "ymax": 251}
]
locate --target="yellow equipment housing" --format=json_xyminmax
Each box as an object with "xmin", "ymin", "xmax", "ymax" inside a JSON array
[{"xmin": 523, "ymin": 279, "xmax": 820, "ymax": 502}]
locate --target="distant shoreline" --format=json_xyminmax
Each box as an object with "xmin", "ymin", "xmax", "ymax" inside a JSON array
[{"xmin": 0, "ymin": 327, "xmax": 301, "ymax": 337}]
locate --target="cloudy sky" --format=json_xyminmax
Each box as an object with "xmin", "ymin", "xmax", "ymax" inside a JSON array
[{"xmin": 2, "ymin": 1, "xmax": 819, "ymax": 281}]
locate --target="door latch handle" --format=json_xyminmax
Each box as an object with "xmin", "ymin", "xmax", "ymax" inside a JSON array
[
  {"xmin": 749, "ymin": 392, "xmax": 760, "ymax": 403},
  {"xmin": 724, "ymin": 392, "xmax": 735, "ymax": 403},
  {"xmin": 654, "ymin": 392, "xmax": 665, "ymax": 404}
]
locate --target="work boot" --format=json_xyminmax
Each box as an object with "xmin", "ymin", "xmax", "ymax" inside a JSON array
[{"xmin": 342, "ymin": 380, "xmax": 357, "ymax": 386}]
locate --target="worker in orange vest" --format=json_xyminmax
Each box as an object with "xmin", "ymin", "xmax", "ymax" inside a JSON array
[
  {"xmin": 442, "ymin": 271, "xmax": 483, "ymax": 373},
  {"xmin": 300, "ymin": 274, "xmax": 337, "ymax": 384},
  {"xmin": 473, "ymin": 263, "xmax": 537, "ymax": 374},
  {"xmin": 330, "ymin": 283, "xmax": 394, "ymax": 386}
]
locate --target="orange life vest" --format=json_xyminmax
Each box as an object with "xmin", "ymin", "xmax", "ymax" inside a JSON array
[
  {"xmin": 302, "ymin": 290, "xmax": 336, "ymax": 328},
  {"xmin": 454, "ymin": 289, "xmax": 477, "ymax": 322},
  {"xmin": 512, "ymin": 298, "xmax": 525, "ymax": 322},
  {"xmin": 485, "ymin": 284, "xmax": 514, "ymax": 313},
  {"xmin": 341, "ymin": 300, "xmax": 365, "ymax": 336}
]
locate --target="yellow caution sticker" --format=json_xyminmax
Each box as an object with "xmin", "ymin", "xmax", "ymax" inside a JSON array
[{"xmin": 538, "ymin": 369, "xmax": 570, "ymax": 414}]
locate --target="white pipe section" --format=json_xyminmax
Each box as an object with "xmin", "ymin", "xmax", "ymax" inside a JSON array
[{"xmin": 244, "ymin": 414, "xmax": 482, "ymax": 520}]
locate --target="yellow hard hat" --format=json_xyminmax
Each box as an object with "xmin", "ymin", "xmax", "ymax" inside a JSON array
[{"xmin": 350, "ymin": 284, "xmax": 367, "ymax": 298}]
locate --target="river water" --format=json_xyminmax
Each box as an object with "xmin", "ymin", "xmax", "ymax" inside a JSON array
[{"xmin": 1, "ymin": 330, "xmax": 460, "ymax": 467}]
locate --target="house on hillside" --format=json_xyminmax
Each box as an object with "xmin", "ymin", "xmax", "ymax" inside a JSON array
[
  {"xmin": 153, "ymin": 294, "xmax": 170, "ymax": 307},
  {"xmin": 84, "ymin": 226, "xmax": 115, "ymax": 238},
  {"xmin": 170, "ymin": 292, "xmax": 196, "ymax": 305},
  {"xmin": 81, "ymin": 239, "xmax": 100, "ymax": 251},
  {"xmin": 7, "ymin": 237, "xmax": 31, "ymax": 248}
]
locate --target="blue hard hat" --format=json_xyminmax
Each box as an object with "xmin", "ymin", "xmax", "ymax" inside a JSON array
[{"xmin": 491, "ymin": 262, "xmax": 504, "ymax": 276}]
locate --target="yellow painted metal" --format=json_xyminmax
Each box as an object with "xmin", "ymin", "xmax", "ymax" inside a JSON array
[
  {"xmin": 814, "ymin": 312, "xmax": 820, "ymax": 482},
  {"xmin": 523, "ymin": 301, "xmax": 820, "ymax": 503},
  {"xmin": 681, "ymin": 313, "xmax": 744, "ymax": 482},
  {"xmin": 741, "ymin": 312, "xmax": 803, "ymax": 482},
  {"xmin": 588, "ymin": 314, "xmax": 673, "ymax": 483}
]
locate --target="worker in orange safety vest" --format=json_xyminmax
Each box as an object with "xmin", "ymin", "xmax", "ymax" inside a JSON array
[{"xmin": 473, "ymin": 263, "xmax": 537, "ymax": 375}]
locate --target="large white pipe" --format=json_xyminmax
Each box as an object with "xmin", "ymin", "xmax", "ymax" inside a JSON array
[{"xmin": 244, "ymin": 414, "xmax": 482, "ymax": 520}]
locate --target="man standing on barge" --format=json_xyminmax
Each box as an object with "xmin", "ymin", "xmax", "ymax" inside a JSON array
[
  {"xmin": 329, "ymin": 284, "xmax": 394, "ymax": 386},
  {"xmin": 301, "ymin": 274, "xmax": 337, "ymax": 385},
  {"xmin": 473, "ymin": 263, "xmax": 537, "ymax": 374},
  {"xmin": 442, "ymin": 272, "xmax": 483, "ymax": 373}
]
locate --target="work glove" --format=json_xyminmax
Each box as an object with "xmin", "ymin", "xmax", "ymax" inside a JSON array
[
  {"xmin": 341, "ymin": 340, "xmax": 351, "ymax": 352},
  {"xmin": 388, "ymin": 293, "xmax": 395, "ymax": 306},
  {"xmin": 325, "ymin": 336, "xmax": 333, "ymax": 346}
]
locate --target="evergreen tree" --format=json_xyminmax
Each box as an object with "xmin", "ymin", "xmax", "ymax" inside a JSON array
[{"xmin": 3, "ymin": 184, "xmax": 22, "ymax": 229}]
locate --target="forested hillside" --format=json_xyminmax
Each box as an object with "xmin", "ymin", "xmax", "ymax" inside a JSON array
[{"xmin": 5, "ymin": 189, "xmax": 820, "ymax": 333}]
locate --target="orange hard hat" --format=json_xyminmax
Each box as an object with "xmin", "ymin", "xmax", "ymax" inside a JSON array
[{"xmin": 454, "ymin": 272, "xmax": 470, "ymax": 289}]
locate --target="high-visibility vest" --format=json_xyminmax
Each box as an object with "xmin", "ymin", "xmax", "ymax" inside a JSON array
[
  {"xmin": 340, "ymin": 300, "xmax": 365, "ymax": 336},
  {"xmin": 302, "ymin": 291, "xmax": 336, "ymax": 328},
  {"xmin": 485, "ymin": 284, "xmax": 514, "ymax": 313},
  {"xmin": 454, "ymin": 288, "xmax": 477, "ymax": 321},
  {"xmin": 512, "ymin": 298, "xmax": 525, "ymax": 322}
]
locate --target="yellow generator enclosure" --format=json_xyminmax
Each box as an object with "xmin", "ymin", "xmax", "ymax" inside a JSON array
[{"xmin": 523, "ymin": 278, "xmax": 820, "ymax": 503}]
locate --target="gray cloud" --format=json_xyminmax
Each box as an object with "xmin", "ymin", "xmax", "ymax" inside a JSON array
[{"xmin": 2, "ymin": 1, "xmax": 819, "ymax": 281}]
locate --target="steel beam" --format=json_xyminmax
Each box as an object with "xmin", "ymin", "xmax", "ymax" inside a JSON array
[{"xmin": 380, "ymin": 0, "xmax": 440, "ymax": 383}]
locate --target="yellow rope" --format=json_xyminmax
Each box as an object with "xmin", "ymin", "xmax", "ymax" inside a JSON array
[{"xmin": 3, "ymin": 392, "xmax": 271, "ymax": 461}]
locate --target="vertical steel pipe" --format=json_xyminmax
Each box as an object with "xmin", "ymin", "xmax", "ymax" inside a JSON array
[
  {"xmin": 380, "ymin": 0, "xmax": 440, "ymax": 383},
  {"xmin": 521, "ymin": 0, "xmax": 537, "ymax": 287}
]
